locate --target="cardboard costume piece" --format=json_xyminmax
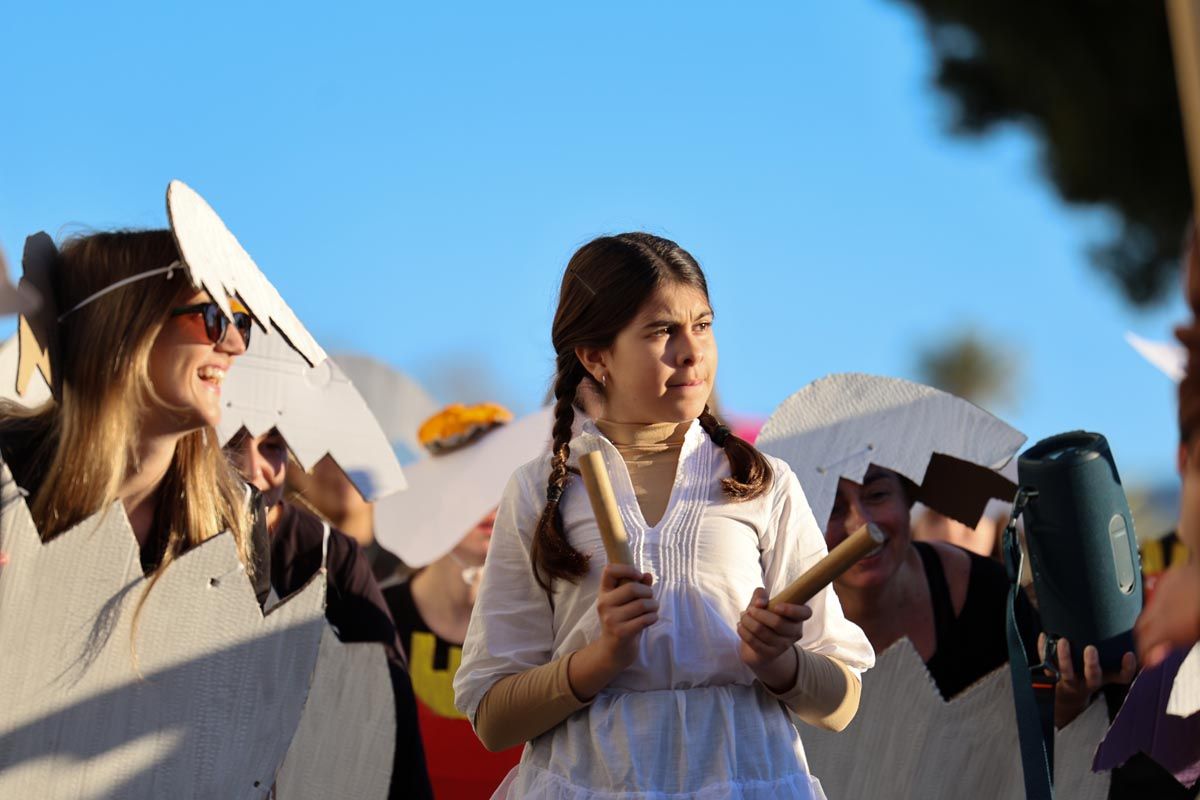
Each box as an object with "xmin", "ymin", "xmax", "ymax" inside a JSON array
[
  {"xmin": 803, "ymin": 640, "xmax": 1110, "ymax": 799},
  {"xmin": 0, "ymin": 459, "xmax": 327, "ymax": 798},
  {"xmin": 1126, "ymin": 331, "xmax": 1186, "ymax": 383},
  {"xmin": 274, "ymin": 626, "xmax": 396, "ymax": 799},
  {"xmin": 216, "ymin": 330, "xmax": 406, "ymax": 503},
  {"xmin": 0, "ymin": 243, "xmax": 39, "ymax": 317},
  {"xmin": 13, "ymin": 180, "xmax": 326, "ymax": 401},
  {"xmin": 373, "ymin": 406, "xmax": 553, "ymax": 567},
  {"xmin": 756, "ymin": 373, "xmax": 1026, "ymax": 531},
  {"xmin": 333, "ymin": 353, "xmax": 441, "ymax": 464}
]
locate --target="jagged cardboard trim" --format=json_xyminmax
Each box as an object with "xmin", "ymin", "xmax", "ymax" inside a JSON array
[
  {"xmin": 274, "ymin": 626, "xmax": 395, "ymax": 799},
  {"xmin": 801, "ymin": 639, "xmax": 1109, "ymax": 799},
  {"xmin": 216, "ymin": 330, "xmax": 406, "ymax": 502},
  {"xmin": 757, "ymin": 373, "xmax": 1026, "ymax": 530},
  {"xmin": 167, "ymin": 180, "xmax": 326, "ymax": 367},
  {"xmin": 0, "ymin": 459, "xmax": 327, "ymax": 799}
]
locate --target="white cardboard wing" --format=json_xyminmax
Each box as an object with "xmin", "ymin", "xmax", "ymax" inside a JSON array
[
  {"xmin": 0, "ymin": 461, "xmax": 327, "ymax": 798},
  {"xmin": 373, "ymin": 406, "xmax": 553, "ymax": 567},
  {"xmin": 167, "ymin": 180, "xmax": 326, "ymax": 367},
  {"xmin": 333, "ymin": 353, "xmax": 441, "ymax": 463},
  {"xmin": 802, "ymin": 639, "xmax": 1110, "ymax": 799},
  {"xmin": 1126, "ymin": 332, "xmax": 1186, "ymax": 383},
  {"xmin": 216, "ymin": 331, "xmax": 406, "ymax": 502},
  {"xmin": 757, "ymin": 373, "xmax": 1026, "ymax": 531},
  {"xmin": 275, "ymin": 627, "xmax": 396, "ymax": 799}
]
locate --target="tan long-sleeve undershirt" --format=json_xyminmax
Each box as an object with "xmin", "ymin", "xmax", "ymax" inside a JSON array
[{"xmin": 471, "ymin": 419, "xmax": 861, "ymax": 749}]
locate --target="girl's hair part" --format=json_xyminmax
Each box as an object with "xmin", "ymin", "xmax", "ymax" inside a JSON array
[{"xmin": 531, "ymin": 233, "xmax": 771, "ymax": 592}]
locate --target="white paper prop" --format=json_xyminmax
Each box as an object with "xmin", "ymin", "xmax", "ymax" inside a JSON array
[
  {"xmin": 0, "ymin": 334, "xmax": 50, "ymax": 407},
  {"xmin": 275, "ymin": 627, "xmax": 396, "ymax": 799},
  {"xmin": 1126, "ymin": 331, "xmax": 1186, "ymax": 383},
  {"xmin": 373, "ymin": 406, "xmax": 554, "ymax": 567},
  {"xmin": 802, "ymin": 640, "xmax": 1110, "ymax": 799},
  {"xmin": 756, "ymin": 373, "xmax": 1026, "ymax": 531},
  {"xmin": 216, "ymin": 331, "xmax": 406, "ymax": 503},
  {"xmin": 166, "ymin": 180, "xmax": 325, "ymax": 367},
  {"xmin": 0, "ymin": 462, "xmax": 327, "ymax": 798},
  {"xmin": 333, "ymin": 353, "xmax": 441, "ymax": 464},
  {"xmin": 1168, "ymin": 642, "xmax": 1200, "ymax": 718}
]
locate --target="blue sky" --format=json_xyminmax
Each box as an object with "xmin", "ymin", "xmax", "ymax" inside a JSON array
[{"xmin": 0, "ymin": 1, "xmax": 1189, "ymax": 488}]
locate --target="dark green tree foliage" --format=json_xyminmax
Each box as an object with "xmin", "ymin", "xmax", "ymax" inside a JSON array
[
  {"xmin": 891, "ymin": 0, "xmax": 1191, "ymax": 305},
  {"xmin": 917, "ymin": 330, "xmax": 1016, "ymax": 411}
]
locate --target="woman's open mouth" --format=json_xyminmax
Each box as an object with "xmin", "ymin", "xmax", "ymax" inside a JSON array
[{"xmin": 198, "ymin": 365, "xmax": 226, "ymax": 393}]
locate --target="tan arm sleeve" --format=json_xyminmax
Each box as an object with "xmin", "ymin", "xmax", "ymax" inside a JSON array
[
  {"xmin": 767, "ymin": 648, "xmax": 862, "ymax": 732},
  {"xmin": 473, "ymin": 652, "xmax": 593, "ymax": 752}
]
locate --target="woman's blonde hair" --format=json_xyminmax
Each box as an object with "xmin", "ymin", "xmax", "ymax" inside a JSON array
[{"xmin": 0, "ymin": 230, "xmax": 254, "ymax": 580}]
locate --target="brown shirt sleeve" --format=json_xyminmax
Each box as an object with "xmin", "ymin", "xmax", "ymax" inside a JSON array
[
  {"xmin": 473, "ymin": 652, "xmax": 593, "ymax": 752},
  {"xmin": 767, "ymin": 648, "xmax": 862, "ymax": 732}
]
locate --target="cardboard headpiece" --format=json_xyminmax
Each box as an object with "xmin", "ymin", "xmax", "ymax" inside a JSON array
[
  {"xmin": 215, "ymin": 332, "xmax": 406, "ymax": 503},
  {"xmin": 1126, "ymin": 331, "xmax": 1186, "ymax": 383},
  {"xmin": 756, "ymin": 373, "xmax": 1026, "ymax": 530},
  {"xmin": 373, "ymin": 405, "xmax": 554, "ymax": 567},
  {"xmin": 12, "ymin": 180, "xmax": 327, "ymax": 402},
  {"xmin": 0, "ymin": 243, "xmax": 39, "ymax": 318}
]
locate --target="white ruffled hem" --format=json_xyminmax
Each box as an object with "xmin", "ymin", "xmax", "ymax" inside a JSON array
[{"xmin": 492, "ymin": 764, "xmax": 826, "ymax": 800}]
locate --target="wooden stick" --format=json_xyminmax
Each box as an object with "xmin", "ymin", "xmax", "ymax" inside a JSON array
[
  {"xmin": 1168, "ymin": 0, "xmax": 1200, "ymax": 233},
  {"xmin": 770, "ymin": 523, "xmax": 886, "ymax": 606},
  {"xmin": 578, "ymin": 450, "xmax": 635, "ymax": 567}
]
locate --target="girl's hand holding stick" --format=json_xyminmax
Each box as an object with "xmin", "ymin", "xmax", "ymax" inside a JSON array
[
  {"xmin": 739, "ymin": 523, "xmax": 885, "ymax": 691},
  {"xmin": 568, "ymin": 451, "xmax": 658, "ymax": 699}
]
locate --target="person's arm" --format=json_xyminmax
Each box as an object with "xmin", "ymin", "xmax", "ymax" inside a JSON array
[
  {"xmin": 752, "ymin": 465, "xmax": 875, "ymax": 730},
  {"xmin": 471, "ymin": 564, "xmax": 658, "ymax": 751}
]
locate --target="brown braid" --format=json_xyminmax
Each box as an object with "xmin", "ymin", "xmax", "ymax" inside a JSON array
[
  {"xmin": 698, "ymin": 406, "xmax": 772, "ymax": 501},
  {"xmin": 530, "ymin": 356, "xmax": 591, "ymax": 592}
]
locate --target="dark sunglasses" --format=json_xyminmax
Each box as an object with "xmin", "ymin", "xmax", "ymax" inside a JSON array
[{"xmin": 170, "ymin": 302, "xmax": 253, "ymax": 347}]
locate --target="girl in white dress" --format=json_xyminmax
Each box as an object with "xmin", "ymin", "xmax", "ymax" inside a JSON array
[{"xmin": 454, "ymin": 233, "xmax": 874, "ymax": 799}]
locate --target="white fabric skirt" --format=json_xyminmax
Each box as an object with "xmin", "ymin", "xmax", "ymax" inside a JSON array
[{"xmin": 493, "ymin": 684, "xmax": 825, "ymax": 800}]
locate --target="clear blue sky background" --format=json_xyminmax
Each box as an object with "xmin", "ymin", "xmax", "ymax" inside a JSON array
[{"xmin": 0, "ymin": 1, "xmax": 1189, "ymax": 488}]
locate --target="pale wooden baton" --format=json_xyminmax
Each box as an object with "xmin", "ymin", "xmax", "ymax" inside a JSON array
[
  {"xmin": 578, "ymin": 450, "xmax": 635, "ymax": 567},
  {"xmin": 769, "ymin": 523, "xmax": 886, "ymax": 606}
]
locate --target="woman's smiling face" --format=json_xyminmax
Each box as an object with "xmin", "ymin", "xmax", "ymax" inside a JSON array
[
  {"xmin": 578, "ymin": 281, "xmax": 717, "ymax": 423},
  {"xmin": 146, "ymin": 291, "xmax": 248, "ymax": 434},
  {"xmin": 826, "ymin": 466, "xmax": 913, "ymax": 590}
]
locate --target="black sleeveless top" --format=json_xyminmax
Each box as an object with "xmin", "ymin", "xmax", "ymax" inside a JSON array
[{"xmin": 915, "ymin": 541, "xmax": 1038, "ymax": 699}]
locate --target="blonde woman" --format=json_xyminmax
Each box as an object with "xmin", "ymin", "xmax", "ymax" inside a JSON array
[{"xmin": 0, "ymin": 230, "xmax": 260, "ymax": 597}]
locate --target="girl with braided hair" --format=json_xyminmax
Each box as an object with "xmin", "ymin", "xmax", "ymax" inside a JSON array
[{"xmin": 454, "ymin": 233, "xmax": 873, "ymax": 799}]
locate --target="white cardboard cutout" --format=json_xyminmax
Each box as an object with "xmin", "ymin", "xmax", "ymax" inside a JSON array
[
  {"xmin": 802, "ymin": 639, "xmax": 1110, "ymax": 799},
  {"xmin": 275, "ymin": 627, "xmax": 396, "ymax": 799},
  {"xmin": 166, "ymin": 180, "xmax": 326, "ymax": 367},
  {"xmin": 1168, "ymin": 642, "xmax": 1200, "ymax": 717},
  {"xmin": 0, "ymin": 461, "xmax": 327, "ymax": 798},
  {"xmin": 1126, "ymin": 332, "xmax": 1186, "ymax": 383},
  {"xmin": 216, "ymin": 331, "xmax": 406, "ymax": 502},
  {"xmin": 373, "ymin": 406, "xmax": 554, "ymax": 567},
  {"xmin": 757, "ymin": 373, "xmax": 1026, "ymax": 531},
  {"xmin": 333, "ymin": 353, "xmax": 441, "ymax": 464}
]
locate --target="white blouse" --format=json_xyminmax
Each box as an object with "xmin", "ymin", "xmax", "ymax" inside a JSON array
[{"xmin": 454, "ymin": 419, "xmax": 874, "ymax": 799}]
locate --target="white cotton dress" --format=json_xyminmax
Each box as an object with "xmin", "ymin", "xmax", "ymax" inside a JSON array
[{"xmin": 454, "ymin": 420, "xmax": 875, "ymax": 799}]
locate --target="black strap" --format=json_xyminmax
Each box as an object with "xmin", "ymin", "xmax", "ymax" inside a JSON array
[{"xmin": 1003, "ymin": 496, "xmax": 1056, "ymax": 800}]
